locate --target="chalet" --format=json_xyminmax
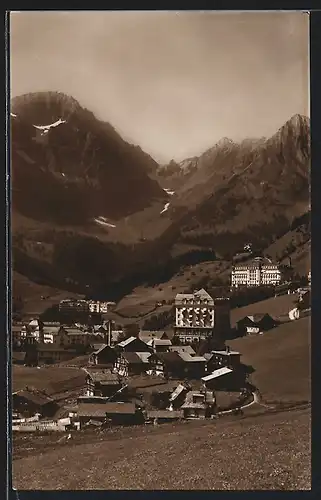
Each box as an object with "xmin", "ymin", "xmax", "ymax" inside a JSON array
[
  {"xmin": 181, "ymin": 390, "xmax": 215, "ymax": 419},
  {"xmin": 147, "ymin": 338, "xmax": 172, "ymax": 353},
  {"xmin": 36, "ymin": 344, "xmax": 79, "ymax": 364},
  {"xmin": 41, "ymin": 326, "xmax": 60, "ymax": 343},
  {"xmin": 115, "ymin": 336, "xmax": 152, "ymax": 353},
  {"xmin": 183, "ymin": 354, "xmax": 207, "ymax": 378},
  {"xmin": 168, "ymin": 345, "xmax": 196, "ymax": 356},
  {"xmin": 113, "ymin": 352, "xmax": 151, "ymax": 377},
  {"xmin": 145, "ymin": 409, "xmax": 183, "ymax": 424},
  {"xmin": 77, "ymin": 402, "xmax": 142, "ymax": 427},
  {"xmin": 147, "ymin": 351, "xmax": 186, "ymax": 378},
  {"xmin": 204, "ymin": 348, "xmax": 241, "ymax": 372},
  {"xmin": 85, "ymin": 371, "xmax": 122, "ymax": 397},
  {"xmin": 138, "ymin": 330, "xmax": 172, "ymax": 343},
  {"xmin": 168, "ymin": 383, "xmax": 190, "ymax": 410},
  {"xmin": 54, "ymin": 327, "xmax": 91, "ymax": 347},
  {"xmin": 77, "ymin": 404, "xmax": 109, "ymax": 427},
  {"xmin": 88, "ymin": 344, "xmax": 117, "ymax": 366},
  {"xmin": 12, "ymin": 389, "xmax": 59, "ymax": 418},
  {"xmin": 236, "ymin": 313, "xmax": 277, "ymax": 336},
  {"xmin": 202, "ymin": 367, "xmax": 235, "ymax": 390}
]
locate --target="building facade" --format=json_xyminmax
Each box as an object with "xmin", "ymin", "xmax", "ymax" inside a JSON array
[
  {"xmin": 174, "ymin": 289, "xmax": 230, "ymax": 344},
  {"xmin": 88, "ymin": 301, "xmax": 116, "ymax": 314},
  {"xmin": 231, "ymin": 257, "xmax": 282, "ymax": 288}
]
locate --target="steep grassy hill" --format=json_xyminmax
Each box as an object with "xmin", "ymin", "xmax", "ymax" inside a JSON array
[{"xmin": 230, "ymin": 316, "xmax": 310, "ymax": 403}]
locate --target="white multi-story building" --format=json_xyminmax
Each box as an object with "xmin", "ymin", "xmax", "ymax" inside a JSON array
[
  {"xmin": 88, "ymin": 301, "xmax": 116, "ymax": 314},
  {"xmin": 174, "ymin": 289, "xmax": 230, "ymax": 344},
  {"xmin": 231, "ymin": 257, "xmax": 282, "ymax": 288}
]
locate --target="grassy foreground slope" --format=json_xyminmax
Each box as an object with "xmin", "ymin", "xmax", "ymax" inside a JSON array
[
  {"xmin": 13, "ymin": 408, "xmax": 310, "ymax": 490},
  {"xmin": 230, "ymin": 316, "xmax": 310, "ymax": 403}
]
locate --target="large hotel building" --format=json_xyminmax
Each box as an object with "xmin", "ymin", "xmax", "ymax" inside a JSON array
[
  {"xmin": 174, "ymin": 288, "xmax": 230, "ymax": 344},
  {"xmin": 231, "ymin": 257, "xmax": 282, "ymax": 288}
]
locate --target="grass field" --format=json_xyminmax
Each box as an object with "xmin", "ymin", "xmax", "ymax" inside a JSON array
[
  {"xmin": 12, "ymin": 407, "xmax": 310, "ymax": 490},
  {"xmin": 12, "ymin": 365, "xmax": 86, "ymax": 396},
  {"xmin": 230, "ymin": 316, "xmax": 310, "ymax": 403},
  {"xmin": 12, "ymin": 310, "xmax": 311, "ymax": 490},
  {"xmin": 230, "ymin": 293, "xmax": 300, "ymax": 326}
]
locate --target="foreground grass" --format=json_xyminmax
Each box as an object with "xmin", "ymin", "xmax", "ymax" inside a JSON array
[
  {"xmin": 13, "ymin": 407, "xmax": 310, "ymax": 490},
  {"xmin": 230, "ymin": 316, "xmax": 310, "ymax": 403},
  {"xmin": 12, "ymin": 365, "xmax": 86, "ymax": 396}
]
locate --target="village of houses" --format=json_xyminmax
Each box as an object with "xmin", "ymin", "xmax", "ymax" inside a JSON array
[{"xmin": 12, "ymin": 256, "xmax": 311, "ymax": 434}]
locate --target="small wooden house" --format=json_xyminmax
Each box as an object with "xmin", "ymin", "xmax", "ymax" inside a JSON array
[
  {"xmin": 115, "ymin": 336, "xmax": 152, "ymax": 353},
  {"xmin": 147, "ymin": 338, "xmax": 172, "ymax": 353},
  {"xmin": 12, "ymin": 389, "xmax": 59, "ymax": 418},
  {"xmin": 204, "ymin": 348, "xmax": 241, "ymax": 372},
  {"xmin": 88, "ymin": 344, "xmax": 117, "ymax": 366},
  {"xmin": 113, "ymin": 352, "xmax": 151, "ymax": 377},
  {"xmin": 85, "ymin": 371, "xmax": 122, "ymax": 397},
  {"xmin": 236, "ymin": 313, "xmax": 277, "ymax": 336}
]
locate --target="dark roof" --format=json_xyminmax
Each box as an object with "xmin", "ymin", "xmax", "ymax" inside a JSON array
[
  {"xmin": 127, "ymin": 376, "xmax": 170, "ymax": 390},
  {"xmin": 146, "ymin": 410, "xmax": 183, "ymax": 419},
  {"xmin": 77, "ymin": 404, "xmax": 109, "ymax": 418},
  {"xmin": 237, "ymin": 313, "xmax": 274, "ymax": 324},
  {"xmin": 104, "ymin": 402, "xmax": 136, "ymax": 415},
  {"xmin": 139, "ymin": 381, "xmax": 179, "ymax": 394},
  {"xmin": 169, "ymin": 346, "xmax": 196, "ymax": 356},
  {"xmin": 13, "ymin": 390, "xmax": 54, "ymax": 406},
  {"xmin": 88, "ymin": 371, "xmax": 120, "ymax": 384},
  {"xmin": 120, "ymin": 352, "xmax": 147, "ymax": 364},
  {"xmin": 152, "ymin": 351, "xmax": 185, "ymax": 365}
]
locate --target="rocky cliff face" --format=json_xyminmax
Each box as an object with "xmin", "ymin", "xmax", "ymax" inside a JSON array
[{"xmin": 11, "ymin": 92, "xmax": 166, "ymax": 224}]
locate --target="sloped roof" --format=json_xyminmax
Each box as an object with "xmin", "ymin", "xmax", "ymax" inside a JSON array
[
  {"xmin": 201, "ymin": 367, "xmax": 233, "ymax": 382},
  {"xmin": 147, "ymin": 410, "xmax": 183, "ymax": 419},
  {"xmin": 13, "ymin": 390, "xmax": 54, "ymax": 406},
  {"xmin": 169, "ymin": 346, "xmax": 196, "ymax": 356},
  {"xmin": 147, "ymin": 339, "xmax": 172, "ymax": 346},
  {"xmin": 117, "ymin": 336, "xmax": 138, "ymax": 348},
  {"xmin": 119, "ymin": 352, "xmax": 144, "ymax": 364},
  {"xmin": 211, "ymin": 350, "xmax": 240, "ymax": 356},
  {"xmin": 138, "ymin": 331, "xmax": 165, "ymax": 341},
  {"xmin": 135, "ymin": 352, "xmax": 152, "ymax": 363},
  {"xmin": 181, "ymin": 402, "xmax": 206, "ymax": 409},
  {"xmin": 88, "ymin": 371, "xmax": 120, "ymax": 384},
  {"xmin": 92, "ymin": 344, "xmax": 109, "ymax": 355},
  {"xmin": 246, "ymin": 313, "xmax": 274, "ymax": 323},
  {"xmin": 169, "ymin": 384, "xmax": 188, "ymax": 401},
  {"xmin": 194, "ymin": 288, "xmax": 213, "ymax": 301},
  {"xmin": 77, "ymin": 404, "xmax": 108, "ymax": 418},
  {"xmin": 177, "ymin": 352, "xmax": 206, "ymax": 363},
  {"xmin": 78, "ymin": 402, "xmax": 137, "ymax": 417},
  {"xmin": 152, "ymin": 351, "xmax": 185, "ymax": 365},
  {"xmin": 127, "ymin": 376, "xmax": 169, "ymax": 390}
]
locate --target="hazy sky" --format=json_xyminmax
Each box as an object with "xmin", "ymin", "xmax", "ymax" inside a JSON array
[{"xmin": 10, "ymin": 11, "xmax": 309, "ymax": 163}]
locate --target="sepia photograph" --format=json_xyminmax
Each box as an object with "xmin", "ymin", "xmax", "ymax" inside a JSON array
[{"xmin": 9, "ymin": 10, "xmax": 310, "ymax": 490}]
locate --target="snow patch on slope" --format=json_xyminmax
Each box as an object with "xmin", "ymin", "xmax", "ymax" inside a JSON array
[
  {"xmin": 34, "ymin": 118, "xmax": 66, "ymax": 131},
  {"xmin": 163, "ymin": 188, "xmax": 175, "ymax": 196},
  {"xmin": 94, "ymin": 216, "xmax": 116, "ymax": 228},
  {"xmin": 160, "ymin": 203, "xmax": 170, "ymax": 214}
]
